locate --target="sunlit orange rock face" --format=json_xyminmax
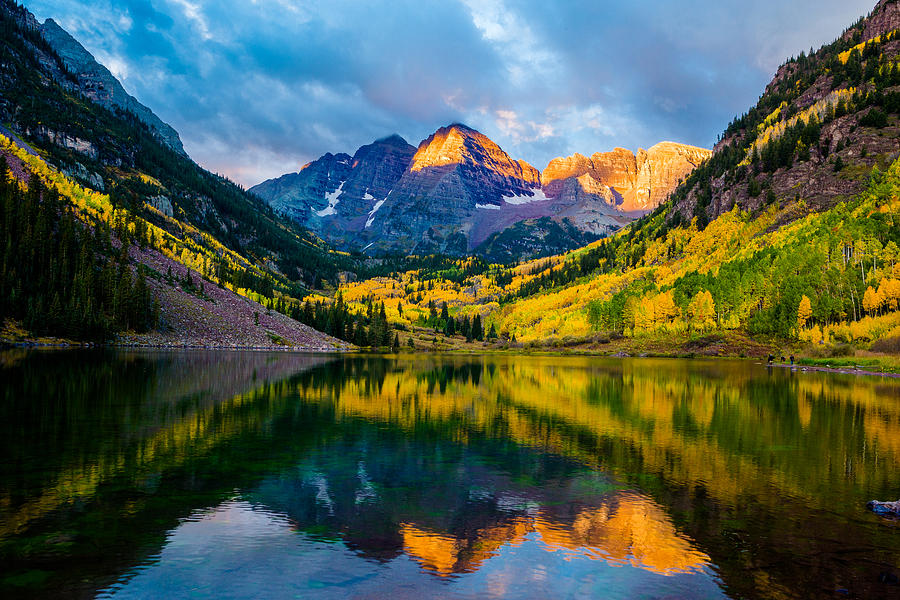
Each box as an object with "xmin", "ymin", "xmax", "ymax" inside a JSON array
[
  {"xmin": 542, "ymin": 142, "xmax": 712, "ymax": 213},
  {"xmin": 395, "ymin": 123, "xmax": 541, "ymax": 211},
  {"xmin": 374, "ymin": 124, "xmax": 545, "ymax": 254},
  {"xmin": 410, "ymin": 124, "xmax": 541, "ymax": 186}
]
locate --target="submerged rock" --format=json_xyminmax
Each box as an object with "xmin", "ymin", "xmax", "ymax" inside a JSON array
[{"xmin": 867, "ymin": 500, "xmax": 900, "ymax": 516}]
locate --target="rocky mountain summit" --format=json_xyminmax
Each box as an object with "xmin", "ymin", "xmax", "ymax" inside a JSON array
[
  {"xmin": 372, "ymin": 124, "xmax": 544, "ymax": 255},
  {"xmin": 251, "ymin": 124, "xmax": 709, "ymax": 260},
  {"xmin": 249, "ymin": 134, "xmax": 417, "ymax": 249}
]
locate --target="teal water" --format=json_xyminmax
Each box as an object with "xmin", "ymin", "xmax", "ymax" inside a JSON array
[{"xmin": 1, "ymin": 351, "xmax": 899, "ymax": 599}]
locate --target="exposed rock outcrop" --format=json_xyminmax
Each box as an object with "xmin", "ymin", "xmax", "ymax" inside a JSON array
[
  {"xmin": 863, "ymin": 0, "xmax": 900, "ymax": 42},
  {"xmin": 542, "ymin": 143, "xmax": 712, "ymax": 212},
  {"xmin": 147, "ymin": 195, "xmax": 174, "ymax": 218},
  {"xmin": 28, "ymin": 126, "xmax": 99, "ymax": 159}
]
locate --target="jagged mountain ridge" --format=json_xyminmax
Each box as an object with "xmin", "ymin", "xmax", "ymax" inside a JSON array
[
  {"xmin": 9, "ymin": 11, "xmax": 186, "ymax": 155},
  {"xmin": 38, "ymin": 18, "xmax": 186, "ymax": 155},
  {"xmin": 543, "ymin": 143, "xmax": 712, "ymax": 212},
  {"xmin": 250, "ymin": 124, "xmax": 710, "ymax": 259}
]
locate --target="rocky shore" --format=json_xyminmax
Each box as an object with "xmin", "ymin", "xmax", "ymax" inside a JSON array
[
  {"xmin": 115, "ymin": 245, "xmax": 351, "ymax": 351},
  {"xmin": 772, "ymin": 362, "xmax": 899, "ymax": 378}
]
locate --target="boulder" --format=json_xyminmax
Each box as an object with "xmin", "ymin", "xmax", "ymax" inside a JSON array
[{"xmin": 867, "ymin": 500, "xmax": 900, "ymax": 516}]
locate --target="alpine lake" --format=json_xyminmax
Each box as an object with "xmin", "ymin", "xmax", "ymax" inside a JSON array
[{"xmin": 1, "ymin": 350, "xmax": 900, "ymax": 599}]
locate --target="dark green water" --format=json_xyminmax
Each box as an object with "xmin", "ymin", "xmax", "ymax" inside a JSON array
[{"xmin": 1, "ymin": 351, "xmax": 899, "ymax": 599}]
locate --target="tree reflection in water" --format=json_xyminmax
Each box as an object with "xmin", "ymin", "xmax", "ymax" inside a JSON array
[{"xmin": 1, "ymin": 352, "xmax": 899, "ymax": 599}]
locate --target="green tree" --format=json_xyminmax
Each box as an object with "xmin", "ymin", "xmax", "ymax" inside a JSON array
[{"xmin": 471, "ymin": 314, "xmax": 483, "ymax": 341}]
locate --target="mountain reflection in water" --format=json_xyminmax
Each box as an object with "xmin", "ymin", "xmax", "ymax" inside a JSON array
[{"xmin": 1, "ymin": 351, "xmax": 899, "ymax": 599}]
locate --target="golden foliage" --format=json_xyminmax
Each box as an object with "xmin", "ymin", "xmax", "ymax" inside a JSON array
[{"xmin": 798, "ymin": 295, "xmax": 813, "ymax": 328}]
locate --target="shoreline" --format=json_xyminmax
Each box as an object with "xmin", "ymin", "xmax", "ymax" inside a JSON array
[
  {"xmin": 770, "ymin": 362, "xmax": 900, "ymax": 379},
  {"xmin": 0, "ymin": 339, "xmax": 352, "ymax": 353},
  {"xmin": 3, "ymin": 341, "xmax": 898, "ymax": 377}
]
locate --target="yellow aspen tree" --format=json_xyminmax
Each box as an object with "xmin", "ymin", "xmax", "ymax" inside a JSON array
[
  {"xmin": 654, "ymin": 291, "xmax": 679, "ymax": 327},
  {"xmin": 885, "ymin": 278, "xmax": 900, "ymax": 310},
  {"xmin": 876, "ymin": 278, "xmax": 891, "ymax": 311},
  {"xmin": 862, "ymin": 286, "xmax": 879, "ymax": 316},
  {"xmin": 884, "ymin": 241, "xmax": 899, "ymax": 269},
  {"xmin": 808, "ymin": 324, "xmax": 823, "ymax": 345},
  {"xmin": 623, "ymin": 297, "xmax": 639, "ymax": 331},
  {"xmin": 688, "ymin": 290, "xmax": 716, "ymax": 330},
  {"xmin": 633, "ymin": 296, "xmax": 654, "ymax": 332},
  {"xmin": 797, "ymin": 295, "xmax": 813, "ymax": 328}
]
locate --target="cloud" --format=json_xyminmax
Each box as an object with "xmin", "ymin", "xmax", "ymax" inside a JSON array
[
  {"xmin": 25, "ymin": 0, "xmax": 875, "ymax": 185},
  {"xmin": 460, "ymin": 0, "xmax": 561, "ymax": 87}
]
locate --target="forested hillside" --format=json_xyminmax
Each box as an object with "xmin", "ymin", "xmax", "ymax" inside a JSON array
[
  {"xmin": 670, "ymin": 0, "xmax": 900, "ymax": 225},
  {"xmin": 0, "ymin": 133, "xmax": 356, "ymax": 348},
  {"xmin": 0, "ymin": 0, "xmax": 351, "ymax": 291},
  {"xmin": 0, "ymin": 157, "xmax": 156, "ymax": 339}
]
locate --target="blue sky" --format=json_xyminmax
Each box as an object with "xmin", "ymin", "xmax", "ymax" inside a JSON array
[{"xmin": 27, "ymin": 0, "xmax": 875, "ymax": 186}]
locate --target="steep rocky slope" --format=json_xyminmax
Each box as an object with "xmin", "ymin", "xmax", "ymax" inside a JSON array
[
  {"xmin": 39, "ymin": 18, "xmax": 186, "ymax": 155},
  {"xmin": 252, "ymin": 124, "xmax": 708, "ymax": 260},
  {"xmin": 669, "ymin": 0, "xmax": 900, "ymax": 228},
  {"xmin": 252, "ymin": 152, "xmax": 355, "ymax": 224}
]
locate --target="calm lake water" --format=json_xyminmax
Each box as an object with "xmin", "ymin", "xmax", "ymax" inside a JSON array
[{"xmin": 1, "ymin": 351, "xmax": 900, "ymax": 599}]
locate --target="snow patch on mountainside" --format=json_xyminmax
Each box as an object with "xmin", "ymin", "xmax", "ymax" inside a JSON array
[
  {"xmin": 366, "ymin": 199, "xmax": 386, "ymax": 228},
  {"xmin": 476, "ymin": 203, "xmax": 502, "ymax": 210},
  {"xmin": 316, "ymin": 182, "xmax": 345, "ymax": 217},
  {"xmin": 503, "ymin": 188, "xmax": 550, "ymax": 205}
]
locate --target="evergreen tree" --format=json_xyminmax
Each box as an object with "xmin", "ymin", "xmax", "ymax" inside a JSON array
[
  {"xmin": 471, "ymin": 314, "xmax": 483, "ymax": 341},
  {"xmin": 0, "ymin": 163, "xmax": 156, "ymax": 339}
]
